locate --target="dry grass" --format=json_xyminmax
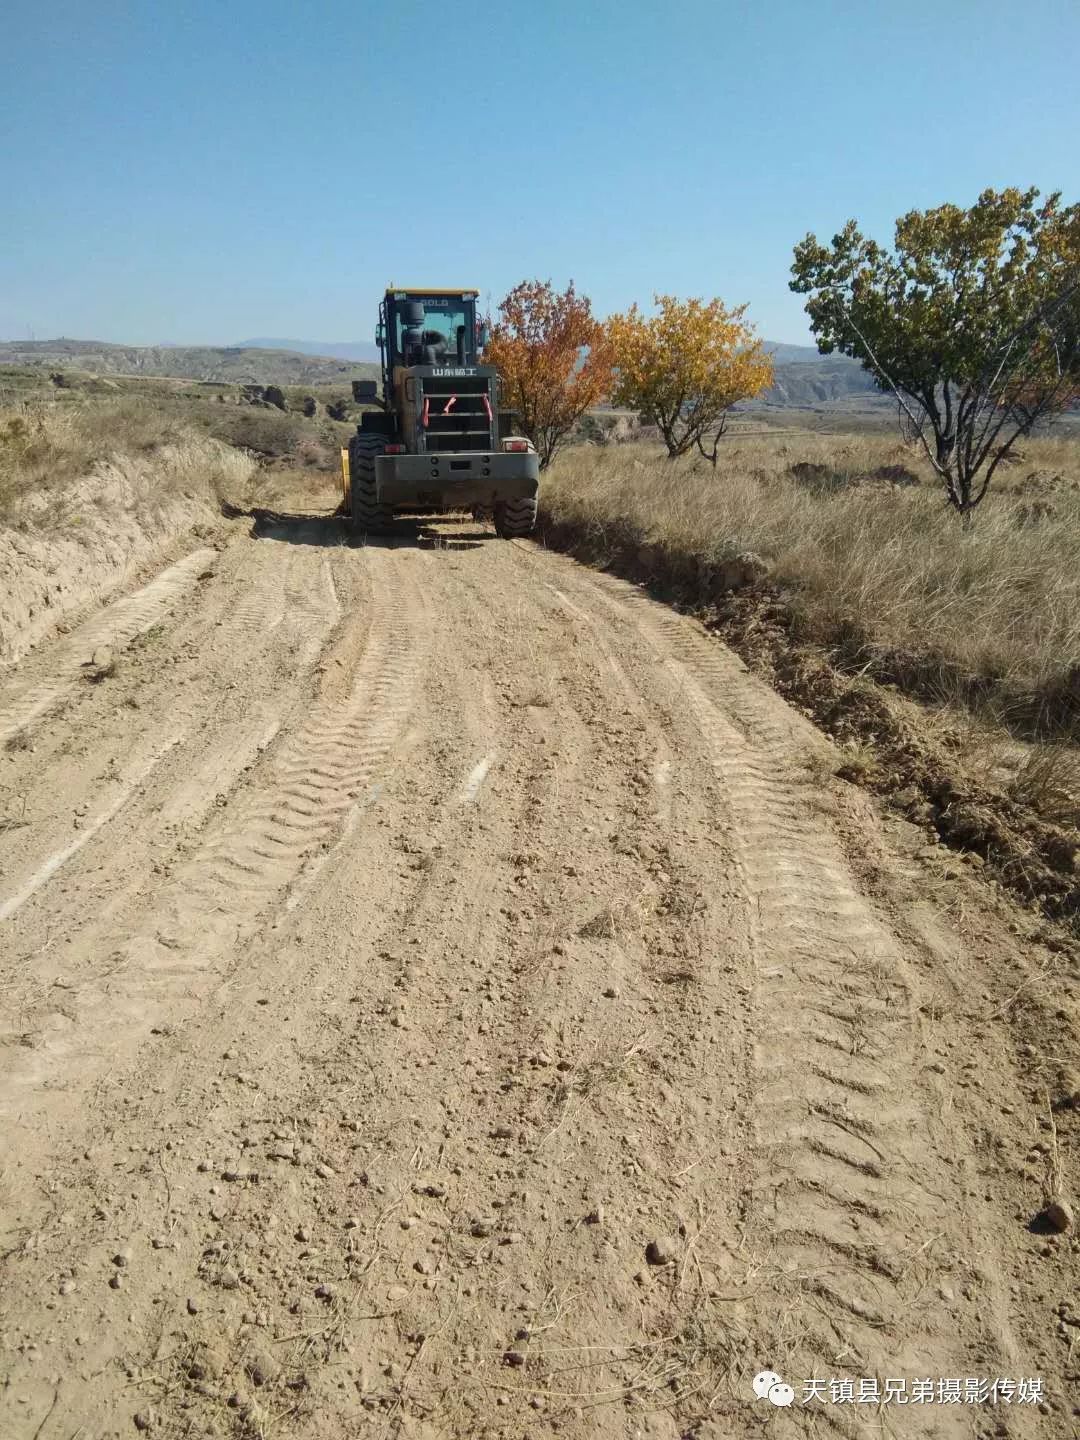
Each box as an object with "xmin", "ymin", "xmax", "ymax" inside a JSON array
[
  {"xmin": 1, "ymin": 398, "xmax": 186, "ymax": 507},
  {"xmin": 0, "ymin": 394, "xmax": 262, "ymax": 667},
  {"xmin": 542, "ymin": 432, "xmax": 1080, "ymax": 739},
  {"xmin": 1007, "ymin": 743, "xmax": 1080, "ymax": 829},
  {"xmin": 0, "ymin": 374, "xmax": 351, "ymax": 525},
  {"xmin": 0, "ymin": 398, "xmax": 258, "ymax": 528}
]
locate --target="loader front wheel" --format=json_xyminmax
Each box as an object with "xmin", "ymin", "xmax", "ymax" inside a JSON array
[
  {"xmin": 493, "ymin": 497, "xmax": 538, "ymax": 539},
  {"xmin": 348, "ymin": 434, "xmax": 394, "ymax": 536}
]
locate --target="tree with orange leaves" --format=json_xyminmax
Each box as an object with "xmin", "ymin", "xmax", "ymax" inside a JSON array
[
  {"xmin": 485, "ymin": 280, "xmax": 613, "ymax": 469},
  {"xmin": 607, "ymin": 295, "xmax": 773, "ymax": 463}
]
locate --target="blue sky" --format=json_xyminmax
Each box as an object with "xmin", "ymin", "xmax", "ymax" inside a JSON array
[{"xmin": 2, "ymin": 0, "xmax": 1077, "ymax": 347}]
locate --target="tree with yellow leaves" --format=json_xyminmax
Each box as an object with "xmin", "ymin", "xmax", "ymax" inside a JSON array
[
  {"xmin": 791, "ymin": 188, "xmax": 1080, "ymax": 518},
  {"xmin": 608, "ymin": 295, "xmax": 773, "ymax": 462},
  {"xmin": 484, "ymin": 280, "xmax": 613, "ymax": 469}
]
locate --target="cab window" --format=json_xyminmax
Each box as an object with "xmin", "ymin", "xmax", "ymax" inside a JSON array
[{"xmin": 394, "ymin": 298, "xmax": 472, "ymax": 362}]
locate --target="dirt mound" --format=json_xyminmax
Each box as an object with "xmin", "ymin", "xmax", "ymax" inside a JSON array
[
  {"xmin": 788, "ymin": 459, "xmax": 833, "ymax": 488},
  {"xmin": 0, "ymin": 437, "xmax": 255, "ymax": 667},
  {"xmin": 789, "ymin": 459, "xmax": 920, "ymax": 491},
  {"xmin": 1014, "ymin": 469, "xmax": 1080, "ymax": 503},
  {"xmin": 868, "ymin": 461, "xmax": 919, "ymax": 485}
]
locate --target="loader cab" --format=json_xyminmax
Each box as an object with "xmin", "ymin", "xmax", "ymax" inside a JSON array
[{"xmin": 377, "ymin": 289, "xmax": 486, "ymax": 389}]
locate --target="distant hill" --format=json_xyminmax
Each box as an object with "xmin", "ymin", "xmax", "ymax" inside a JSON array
[
  {"xmin": 233, "ymin": 336, "xmax": 835, "ymax": 366},
  {"xmin": 762, "ymin": 341, "xmax": 833, "ymax": 364},
  {"xmin": 235, "ymin": 337, "xmax": 381, "ymax": 363},
  {"xmin": 0, "ymin": 338, "xmax": 378, "ymax": 386},
  {"xmin": 758, "ymin": 356, "xmax": 879, "ymax": 407},
  {"xmin": 238, "ymin": 336, "xmax": 839, "ymax": 367},
  {"xmin": 0, "ymin": 335, "xmax": 876, "ymax": 409}
]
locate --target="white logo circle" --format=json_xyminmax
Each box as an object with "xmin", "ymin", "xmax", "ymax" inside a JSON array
[
  {"xmin": 752, "ymin": 1369, "xmax": 783, "ymax": 1399},
  {"xmin": 768, "ymin": 1382, "xmax": 795, "ymax": 1407}
]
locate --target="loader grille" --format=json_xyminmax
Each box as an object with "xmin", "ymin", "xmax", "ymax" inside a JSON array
[{"xmin": 420, "ymin": 376, "xmax": 494, "ymax": 453}]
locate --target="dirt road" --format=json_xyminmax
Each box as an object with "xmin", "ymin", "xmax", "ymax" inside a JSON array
[{"xmin": 1, "ymin": 476, "xmax": 1075, "ymax": 1438}]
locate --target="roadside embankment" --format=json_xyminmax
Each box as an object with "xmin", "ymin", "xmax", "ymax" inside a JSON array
[
  {"xmin": 539, "ymin": 439, "xmax": 1080, "ymax": 928},
  {"xmin": 1, "ymin": 402, "xmax": 257, "ymax": 665}
]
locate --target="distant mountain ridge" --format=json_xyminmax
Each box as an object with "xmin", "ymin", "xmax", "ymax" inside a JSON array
[
  {"xmin": 758, "ymin": 357, "xmax": 879, "ymax": 407},
  {"xmin": 230, "ymin": 337, "xmax": 838, "ymax": 367},
  {"xmin": 762, "ymin": 341, "xmax": 832, "ymax": 364},
  {"xmin": 0, "ymin": 336, "xmax": 878, "ymax": 408},
  {"xmin": 234, "ymin": 337, "xmax": 381, "ymax": 363},
  {"xmin": 0, "ymin": 338, "xmax": 378, "ymax": 386},
  {"xmin": 234, "ymin": 337, "xmax": 835, "ymax": 366}
]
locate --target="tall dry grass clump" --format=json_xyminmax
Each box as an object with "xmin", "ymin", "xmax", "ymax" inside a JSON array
[
  {"xmin": 0, "ymin": 398, "xmax": 259, "ymax": 665},
  {"xmin": 0, "ymin": 398, "xmax": 257, "ymax": 527},
  {"xmin": 541, "ymin": 433, "xmax": 1080, "ymax": 737}
]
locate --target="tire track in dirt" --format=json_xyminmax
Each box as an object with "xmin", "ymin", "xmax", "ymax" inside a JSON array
[
  {"xmin": 0, "ymin": 548, "xmax": 517, "ymax": 1440},
  {"xmin": 546, "ymin": 564, "xmax": 1029, "ymax": 1435},
  {"xmin": 671, "ymin": 668, "xmax": 936, "ymax": 1356},
  {"xmin": 545, "ymin": 581, "xmax": 676, "ymax": 825},
  {"xmin": 0, "ymin": 547, "xmax": 217, "ymax": 746},
  {"xmin": 126, "ymin": 544, "xmax": 423, "ymax": 964},
  {"xmin": 0, "ymin": 521, "xmax": 1055, "ymax": 1438},
  {"xmin": 281, "ymin": 545, "xmax": 342, "ymax": 665},
  {"xmin": 0, "ymin": 537, "xmax": 346, "ymax": 1057},
  {"xmin": 154, "ymin": 547, "xmax": 340, "ymax": 837},
  {"xmin": 131, "ymin": 555, "xmax": 640, "ymax": 1438},
  {"xmin": 0, "ymin": 545, "xmax": 325, "ymax": 928},
  {"xmin": 0, "ymin": 547, "xmax": 427, "ymax": 1125},
  {"xmin": 158, "ymin": 711, "xmax": 283, "ymax": 829},
  {"xmin": 0, "ymin": 730, "xmax": 187, "ymax": 923},
  {"xmin": 293, "ymin": 553, "xmax": 742, "ymax": 1435}
]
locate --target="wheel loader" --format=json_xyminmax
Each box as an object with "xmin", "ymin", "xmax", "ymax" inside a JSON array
[{"xmin": 340, "ymin": 287, "xmax": 539, "ymax": 538}]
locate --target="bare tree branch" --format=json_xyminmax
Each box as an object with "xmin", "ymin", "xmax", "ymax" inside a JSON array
[{"xmin": 826, "ymin": 290, "xmax": 948, "ymax": 480}]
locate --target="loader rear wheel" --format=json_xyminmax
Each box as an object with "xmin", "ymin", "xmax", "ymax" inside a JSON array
[
  {"xmin": 493, "ymin": 497, "xmax": 538, "ymax": 539},
  {"xmin": 349, "ymin": 434, "xmax": 394, "ymax": 535}
]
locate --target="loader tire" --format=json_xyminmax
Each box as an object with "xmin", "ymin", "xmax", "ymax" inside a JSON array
[
  {"xmin": 349, "ymin": 434, "xmax": 394, "ymax": 535},
  {"xmin": 493, "ymin": 497, "xmax": 538, "ymax": 539}
]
